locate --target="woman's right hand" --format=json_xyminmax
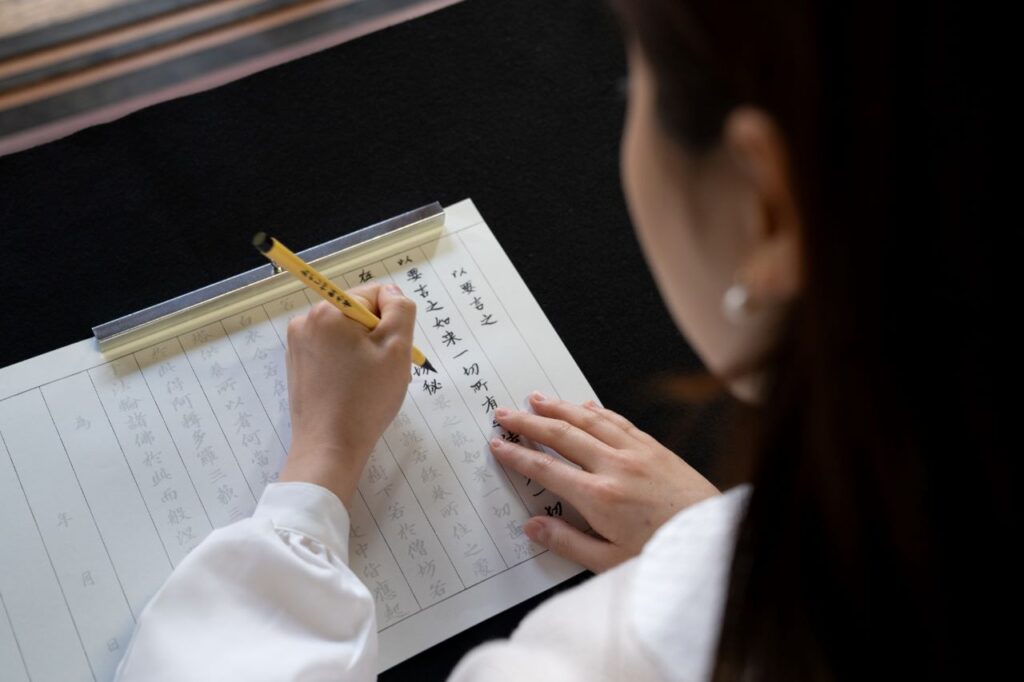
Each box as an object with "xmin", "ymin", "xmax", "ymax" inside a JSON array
[
  {"xmin": 281, "ymin": 284, "xmax": 417, "ymax": 508},
  {"xmin": 490, "ymin": 394, "xmax": 720, "ymax": 572}
]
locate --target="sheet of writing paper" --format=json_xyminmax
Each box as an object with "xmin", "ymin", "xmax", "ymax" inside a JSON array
[{"xmin": 0, "ymin": 199, "xmax": 598, "ymax": 680}]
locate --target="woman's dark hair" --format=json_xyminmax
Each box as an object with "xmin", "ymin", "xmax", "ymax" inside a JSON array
[{"xmin": 611, "ymin": 1, "xmax": 1004, "ymax": 679}]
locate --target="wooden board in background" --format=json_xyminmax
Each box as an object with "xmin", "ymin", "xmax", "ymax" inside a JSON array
[{"xmin": 0, "ymin": 0, "xmax": 460, "ymax": 156}]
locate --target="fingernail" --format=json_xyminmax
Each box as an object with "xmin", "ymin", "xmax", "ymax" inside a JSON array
[
  {"xmin": 386, "ymin": 284, "xmax": 403, "ymax": 295},
  {"xmin": 583, "ymin": 400, "xmax": 598, "ymax": 409},
  {"xmin": 524, "ymin": 518, "xmax": 546, "ymax": 543},
  {"xmin": 530, "ymin": 391, "xmax": 547, "ymax": 402},
  {"xmin": 489, "ymin": 437, "xmax": 503, "ymax": 450},
  {"xmin": 494, "ymin": 407, "xmax": 510, "ymax": 419}
]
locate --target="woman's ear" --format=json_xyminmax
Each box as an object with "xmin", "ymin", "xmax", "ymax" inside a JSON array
[{"xmin": 723, "ymin": 107, "xmax": 803, "ymax": 305}]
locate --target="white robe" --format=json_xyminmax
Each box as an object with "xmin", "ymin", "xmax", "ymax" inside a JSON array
[{"xmin": 114, "ymin": 481, "xmax": 751, "ymax": 681}]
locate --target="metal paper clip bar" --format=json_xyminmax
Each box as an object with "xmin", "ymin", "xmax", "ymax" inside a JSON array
[{"xmin": 93, "ymin": 202, "xmax": 445, "ymax": 355}]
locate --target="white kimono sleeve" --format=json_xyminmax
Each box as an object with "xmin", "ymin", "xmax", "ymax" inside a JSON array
[{"xmin": 114, "ymin": 481, "xmax": 377, "ymax": 682}]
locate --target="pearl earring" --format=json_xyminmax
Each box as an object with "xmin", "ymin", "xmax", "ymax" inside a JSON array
[{"xmin": 722, "ymin": 283, "xmax": 752, "ymax": 323}]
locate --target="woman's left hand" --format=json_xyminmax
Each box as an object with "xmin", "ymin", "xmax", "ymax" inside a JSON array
[{"xmin": 490, "ymin": 393, "xmax": 720, "ymax": 573}]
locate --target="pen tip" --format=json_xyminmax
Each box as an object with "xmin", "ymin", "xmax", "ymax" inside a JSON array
[
  {"xmin": 421, "ymin": 359, "xmax": 438, "ymax": 373},
  {"xmin": 252, "ymin": 232, "xmax": 273, "ymax": 253}
]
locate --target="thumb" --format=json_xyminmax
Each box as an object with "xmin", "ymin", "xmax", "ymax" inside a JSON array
[
  {"xmin": 524, "ymin": 517, "xmax": 623, "ymax": 573},
  {"xmin": 372, "ymin": 284, "xmax": 417, "ymax": 343}
]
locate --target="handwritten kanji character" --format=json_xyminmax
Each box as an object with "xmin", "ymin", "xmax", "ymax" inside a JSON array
[{"xmin": 441, "ymin": 331, "xmax": 462, "ymax": 347}]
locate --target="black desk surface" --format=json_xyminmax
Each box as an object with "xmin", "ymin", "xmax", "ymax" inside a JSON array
[{"xmin": 0, "ymin": 0, "xmax": 725, "ymax": 677}]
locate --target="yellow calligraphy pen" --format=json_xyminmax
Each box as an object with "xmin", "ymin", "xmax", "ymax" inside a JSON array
[{"xmin": 252, "ymin": 232, "xmax": 436, "ymax": 372}]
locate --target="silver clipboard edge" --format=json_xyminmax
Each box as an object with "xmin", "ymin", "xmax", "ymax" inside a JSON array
[{"xmin": 93, "ymin": 202, "xmax": 445, "ymax": 355}]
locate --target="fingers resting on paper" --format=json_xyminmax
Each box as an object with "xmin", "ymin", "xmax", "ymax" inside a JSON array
[
  {"xmin": 523, "ymin": 517, "xmax": 623, "ymax": 574},
  {"xmin": 489, "ymin": 392, "xmax": 721, "ymax": 573}
]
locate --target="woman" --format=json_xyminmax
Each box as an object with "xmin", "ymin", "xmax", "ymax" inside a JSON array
[{"xmin": 115, "ymin": 1, "xmax": 1002, "ymax": 680}]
